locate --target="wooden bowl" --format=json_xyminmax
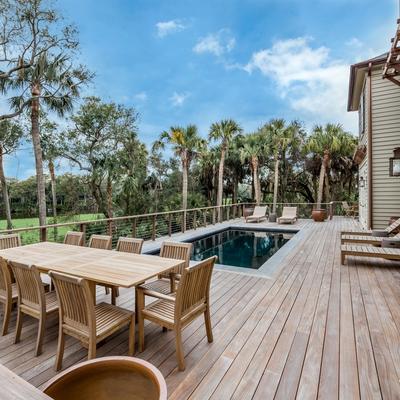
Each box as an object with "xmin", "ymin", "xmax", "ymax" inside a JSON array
[{"xmin": 43, "ymin": 357, "xmax": 167, "ymax": 400}]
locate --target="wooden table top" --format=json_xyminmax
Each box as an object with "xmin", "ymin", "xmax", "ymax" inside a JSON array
[
  {"xmin": 0, "ymin": 242, "xmax": 185, "ymax": 288},
  {"xmin": 0, "ymin": 364, "xmax": 51, "ymax": 400}
]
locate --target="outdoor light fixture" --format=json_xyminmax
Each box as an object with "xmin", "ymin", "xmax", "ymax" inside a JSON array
[
  {"xmin": 389, "ymin": 147, "xmax": 400, "ymax": 176},
  {"xmin": 359, "ymin": 176, "xmax": 365, "ymax": 188}
]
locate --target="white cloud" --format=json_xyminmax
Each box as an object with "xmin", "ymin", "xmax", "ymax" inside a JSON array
[
  {"xmin": 134, "ymin": 92, "xmax": 148, "ymax": 102},
  {"xmin": 156, "ymin": 20, "xmax": 186, "ymax": 38},
  {"xmin": 193, "ymin": 29, "xmax": 235, "ymax": 57},
  {"xmin": 345, "ymin": 37, "xmax": 363, "ymax": 48},
  {"xmin": 169, "ymin": 92, "xmax": 189, "ymax": 107},
  {"xmin": 245, "ymin": 37, "xmax": 356, "ymax": 130}
]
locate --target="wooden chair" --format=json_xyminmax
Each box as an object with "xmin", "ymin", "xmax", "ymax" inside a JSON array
[
  {"xmin": 9, "ymin": 261, "xmax": 58, "ymax": 356},
  {"xmin": 64, "ymin": 231, "xmax": 85, "ymax": 246},
  {"xmin": 0, "ymin": 233, "xmax": 21, "ymax": 250},
  {"xmin": 137, "ymin": 242, "xmax": 192, "ymax": 296},
  {"xmin": 137, "ymin": 256, "xmax": 216, "ymax": 371},
  {"xmin": 108, "ymin": 237, "xmax": 145, "ymax": 305},
  {"xmin": 341, "ymin": 244, "xmax": 400, "ymax": 264},
  {"xmin": 116, "ymin": 237, "xmax": 144, "ymax": 254},
  {"xmin": 341, "ymin": 217, "xmax": 400, "ymax": 237},
  {"xmin": 0, "ymin": 257, "xmax": 17, "ymax": 335},
  {"xmin": 49, "ymin": 271, "xmax": 135, "ymax": 371},
  {"xmin": 88, "ymin": 234, "xmax": 112, "ymax": 250},
  {"xmin": 88, "ymin": 234, "xmax": 112, "ymax": 297}
]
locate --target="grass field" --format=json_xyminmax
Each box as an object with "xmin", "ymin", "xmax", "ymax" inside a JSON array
[{"xmin": 0, "ymin": 213, "xmax": 104, "ymax": 244}]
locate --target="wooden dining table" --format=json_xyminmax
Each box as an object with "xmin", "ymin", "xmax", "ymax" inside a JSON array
[
  {"xmin": 0, "ymin": 241, "xmax": 185, "ymax": 301},
  {"xmin": 0, "ymin": 364, "xmax": 51, "ymax": 400}
]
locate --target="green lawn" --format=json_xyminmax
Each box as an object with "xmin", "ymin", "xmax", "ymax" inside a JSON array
[{"xmin": 0, "ymin": 213, "xmax": 104, "ymax": 244}]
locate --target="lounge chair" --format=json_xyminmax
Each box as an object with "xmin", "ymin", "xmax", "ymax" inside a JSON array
[
  {"xmin": 341, "ymin": 232, "xmax": 400, "ymax": 246},
  {"xmin": 342, "ymin": 201, "xmax": 358, "ymax": 218},
  {"xmin": 245, "ymin": 206, "xmax": 268, "ymax": 223},
  {"xmin": 341, "ymin": 244, "xmax": 400, "ymax": 265},
  {"xmin": 277, "ymin": 207, "xmax": 297, "ymax": 224},
  {"xmin": 340, "ymin": 217, "xmax": 400, "ymax": 237}
]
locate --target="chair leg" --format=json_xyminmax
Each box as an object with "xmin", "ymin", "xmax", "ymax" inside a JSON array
[
  {"xmin": 88, "ymin": 339, "xmax": 96, "ymax": 360},
  {"xmin": 14, "ymin": 307, "xmax": 23, "ymax": 344},
  {"xmin": 175, "ymin": 326, "xmax": 185, "ymax": 371},
  {"xmin": 105, "ymin": 287, "xmax": 110, "ymax": 295},
  {"xmin": 128, "ymin": 316, "xmax": 135, "ymax": 356},
  {"xmin": 111, "ymin": 287, "xmax": 117, "ymax": 305},
  {"xmin": 1, "ymin": 300, "xmax": 12, "ymax": 336},
  {"xmin": 204, "ymin": 306, "xmax": 213, "ymax": 343},
  {"xmin": 55, "ymin": 326, "xmax": 65, "ymax": 371},
  {"xmin": 35, "ymin": 314, "xmax": 46, "ymax": 356}
]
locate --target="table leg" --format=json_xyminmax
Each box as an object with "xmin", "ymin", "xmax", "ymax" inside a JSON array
[{"xmin": 88, "ymin": 281, "xmax": 96, "ymax": 304}]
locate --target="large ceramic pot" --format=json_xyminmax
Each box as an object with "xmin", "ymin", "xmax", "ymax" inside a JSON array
[
  {"xmin": 43, "ymin": 357, "xmax": 167, "ymax": 400},
  {"xmin": 312, "ymin": 209, "xmax": 327, "ymax": 222}
]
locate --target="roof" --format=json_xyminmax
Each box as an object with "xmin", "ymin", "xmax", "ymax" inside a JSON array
[{"xmin": 347, "ymin": 53, "xmax": 388, "ymax": 112}]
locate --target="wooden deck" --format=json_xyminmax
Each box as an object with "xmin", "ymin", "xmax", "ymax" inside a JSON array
[{"xmin": 1, "ymin": 216, "xmax": 400, "ymax": 399}]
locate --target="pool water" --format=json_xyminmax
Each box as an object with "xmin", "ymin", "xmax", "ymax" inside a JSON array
[{"xmin": 190, "ymin": 229, "xmax": 293, "ymax": 269}]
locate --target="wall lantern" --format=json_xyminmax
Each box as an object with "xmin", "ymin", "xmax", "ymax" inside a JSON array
[
  {"xmin": 389, "ymin": 147, "xmax": 400, "ymax": 176},
  {"xmin": 359, "ymin": 176, "xmax": 365, "ymax": 188}
]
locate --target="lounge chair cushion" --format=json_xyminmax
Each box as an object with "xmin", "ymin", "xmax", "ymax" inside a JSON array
[
  {"xmin": 382, "ymin": 238, "xmax": 400, "ymax": 248},
  {"xmin": 371, "ymin": 230, "xmax": 389, "ymax": 237}
]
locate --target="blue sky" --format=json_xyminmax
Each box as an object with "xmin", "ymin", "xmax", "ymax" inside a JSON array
[{"xmin": 4, "ymin": 0, "xmax": 398, "ymax": 178}]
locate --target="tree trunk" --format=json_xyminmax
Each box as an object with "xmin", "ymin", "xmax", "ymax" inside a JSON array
[
  {"xmin": 106, "ymin": 174, "xmax": 113, "ymax": 218},
  {"xmin": 252, "ymin": 156, "xmax": 261, "ymax": 205},
  {"xmin": 273, "ymin": 157, "xmax": 279, "ymax": 213},
  {"xmin": 317, "ymin": 162, "xmax": 326, "ymax": 208},
  {"xmin": 31, "ymin": 84, "xmax": 47, "ymax": 226},
  {"xmin": 182, "ymin": 157, "xmax": 188, "ymax": 210},
  {"xmin": 48, "ymin": 159, "xmax": 58, "ymax": 240},
  {"xmin": 324, "ymin": 171, "xmax": 330, "ymax": 203},
  {"xmin": 216, "ymin": 147, "xmax": 226, "ymax": 222},
  {"xmin": 0, "ymin": 147, "xmax": 12, "ymax": 229}
]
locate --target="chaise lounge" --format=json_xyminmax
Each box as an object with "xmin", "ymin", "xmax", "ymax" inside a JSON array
[
  {"xmin": 341, "ymin": 232, "xmax": 400, "ymax": 246},
  {"xmin": 341, "ymin": 244, "xmax": 400, "ymax": 265},
  {"xmin": 340, "ymin": 217, "xmax": 400, "ymax": 237},
  {"xmin": 277, "ymin": 207, "xmax": 297, "ymax": 224},
  {"xmin": 245, "ymin": 206, "xmax": 268, "ymax": 223}
]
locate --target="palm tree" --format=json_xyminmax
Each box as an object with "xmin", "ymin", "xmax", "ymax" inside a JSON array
[
  {"xmin": 156, "ymin": 125, "xmax": 205, "ymax": 211},
  {"xmin": 209, "ymin": 119, "xmax": 242, "ymax": 217},
  {"xmin": 262, "ymin": 120, "xmax": 302, "ymax": 214},
  {"xmin": 240, "ymin": 133, "xmax": 265, "ymax": 205},
  {"xmin": 0, "ymin": 120, "xmax": 23, "ymax": 229},
  {"xmin": 306, "ymin": 124, "xmax": 356, "ymax": 208}
]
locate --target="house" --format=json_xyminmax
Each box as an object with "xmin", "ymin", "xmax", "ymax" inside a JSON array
[{"xmin": 347, "ymin": 52, "xmax": 400, "ymax": 229}]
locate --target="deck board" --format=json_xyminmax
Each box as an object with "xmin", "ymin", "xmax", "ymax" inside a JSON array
[{"xmin": 1, "ymin": 216, "xmax": 400, "ymax": 399}]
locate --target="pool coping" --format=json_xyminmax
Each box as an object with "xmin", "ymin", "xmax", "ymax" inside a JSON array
[{"xmin": 142, "ymin": 219, "xmax": 308, "ymax": 279}]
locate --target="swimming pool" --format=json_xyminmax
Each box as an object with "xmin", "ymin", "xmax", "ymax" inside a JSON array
[{"xmin": 189, "ymin": 229, "xmax": 294, "ymax": 269}]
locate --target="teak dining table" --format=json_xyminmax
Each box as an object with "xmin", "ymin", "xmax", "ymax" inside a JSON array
[{"xmin": 0, "ymin": 241, "xmax": 186, "ymax": 302}]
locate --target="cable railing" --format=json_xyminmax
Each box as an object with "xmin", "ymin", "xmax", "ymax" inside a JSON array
[{"xmin": 0, "ymin": 201, "xmax": 352, "ymax": 246}]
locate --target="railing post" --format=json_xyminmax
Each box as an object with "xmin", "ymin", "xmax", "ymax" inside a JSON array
[
  {"xmin": 212, "ymin": 208, "xmax": 216, "ymax": 225},
  {"xmin": 107, "ymin": 220, "xmax": 113, "ymax": 236},
  {"xmin": 79, "ymin": 223, "xmax": 86, "ymax": 246},
  {"xmin": 168, "ymin": 213, "xmax": 172, "ymax": 236},
  {"xmin": 132, "ymin": 218, "xmax": 137, "ymax": 238},
  {"xmin": 193, "ymin": 210, "xmax": 197, "ymax": 230},
  {"xmin": 152, "ymin": 215, "xmax": 156, "ymax": 241},
  {"xmin": 227, "ymin": 206, "xmax": 230, "ymax": 221},
  {"xmin": 182, "ymin": 210, "xmax": 187, "ymax": 233},
  {"xmin": 40, "ymin": 227, "xmax": 47, "ymax": 242},
  {"xmin": 203, "ymin": 210, "xmax": 207, "ymax": 227}
]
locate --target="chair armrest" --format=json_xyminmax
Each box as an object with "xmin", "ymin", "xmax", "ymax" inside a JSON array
[{"xmin": 137, "ymin": 287, "xmax": 176, "ymax": 302}]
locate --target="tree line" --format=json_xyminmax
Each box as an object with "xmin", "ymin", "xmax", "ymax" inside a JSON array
[{"xmin": 0, "ymin": 0, "xmax": 358, "ymax": 230}]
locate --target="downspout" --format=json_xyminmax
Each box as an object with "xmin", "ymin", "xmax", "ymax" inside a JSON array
[{"xmin": 367, "ymin": 63, "xmax": 373, "ymax": 229}]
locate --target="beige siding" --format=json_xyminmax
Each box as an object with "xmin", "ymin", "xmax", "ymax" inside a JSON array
[{"xmin": 371, "ymin": 68, "xmax": 400, "ymax": 229}]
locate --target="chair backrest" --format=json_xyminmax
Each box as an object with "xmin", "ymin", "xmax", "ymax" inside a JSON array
[
  {"xmin": 10, "ymin": 261, "xmax": 45, "ymax": 311},
  {"xmin": 253, "ymin": 206, "xmax": 267, "ymax": 216},
  {"xmin": 342, "ymin": 201, "xmax": 350, "ymax": 210},
  {"xmin": 175, "ymin": 256, "xmax": 216, "ymax": 319},
  {"xmin": 49, "ymin": 271, "xmax": 95, "ymax": 335},
  {"xmin": 0, "ymin": 257, "xmax": 12, "ymax": 296},
  {"xmin": 116, "ymin": 237, "xmax": 144, "ymax": 254},
  {"xmin": 0, "ymin": 234, "xmax": 21, "ymax": 250},
  {"xmin": 64, "ymin": 231, "xmax": 85, "ymax": 246},
  {"xmin": 282, "ymin": 207, "xmax": 297, "ymax": 217},
  {"xmin": 88, "ymin": 234, "xmax": 112, "ymax": 250},
  {"xmin": 160, "ymin": 241, "xmax": 192, "ymax": 272},
  {"xmin": 386, "ymin": 218, "xmax": 400, "ymax": 233}
]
